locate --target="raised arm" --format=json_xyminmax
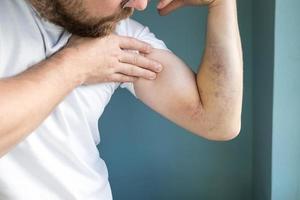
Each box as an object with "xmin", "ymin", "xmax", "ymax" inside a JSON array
[{"xmin": 132, "ymin": 0, "xmax": 243, "ymax": 141}]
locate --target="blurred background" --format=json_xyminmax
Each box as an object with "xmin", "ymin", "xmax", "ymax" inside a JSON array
[{"xmin": 98, "ymin": 0, "xmax": 300, "ymax": 199}]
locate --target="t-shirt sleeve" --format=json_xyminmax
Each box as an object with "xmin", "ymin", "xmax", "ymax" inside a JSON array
[{"xmin": 118, "ymin": 18, "xmax": 171, "ymax": 99}]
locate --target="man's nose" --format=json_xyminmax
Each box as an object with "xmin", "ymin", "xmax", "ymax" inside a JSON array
[{"xmin": 126, "ymin": 0, "xmax": 149, "ymax": 10}]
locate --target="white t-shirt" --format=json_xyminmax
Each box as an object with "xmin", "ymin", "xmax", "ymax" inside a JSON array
[{"xmin": 0, "ymin": 0, "xmax": 169, "ymax": 199}]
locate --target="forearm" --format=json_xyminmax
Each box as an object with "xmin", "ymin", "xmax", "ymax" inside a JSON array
[
  {"xmin": 0, "ymin": 51, "xmax": 80, "ymax": 157},
  {"xmin": 196, "ymin": 0, "xmax": 243, "ymax": 139}
]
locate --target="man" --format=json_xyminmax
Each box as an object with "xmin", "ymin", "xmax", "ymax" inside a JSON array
[{"xmin": 0, "ymin": 0, "xmax": 243, "ymax": 199}]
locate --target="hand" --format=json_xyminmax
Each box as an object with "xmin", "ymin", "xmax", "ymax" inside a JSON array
[
  {"xmin": 157, "ymin": 0, "xmax": 218, "ymax": 15},
  {"xmin": 61, "ymin": 34, "xmax": 163, "ymax": 85}
]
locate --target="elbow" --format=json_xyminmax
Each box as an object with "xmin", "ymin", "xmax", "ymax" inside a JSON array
[
  {"xmin": 189, "ymin": 104, "xmax": 242, "ymax": 141},
  {"xmin": 214, "ymin": 124, "xmax": 241, "ymax": 141},
  {"xmin": 198, "ymin": 120, "xmax": 241, "ymax": 141}
]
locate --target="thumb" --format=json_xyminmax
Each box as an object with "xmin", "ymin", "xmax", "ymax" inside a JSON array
[{"xmin": 158, "ymin": 0, "xmax": 185, "ymax": 16}]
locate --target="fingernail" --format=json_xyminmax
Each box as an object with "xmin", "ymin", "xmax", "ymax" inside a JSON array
[
  {"xmin": 150, "ymin": 74, "xmax": 156, "ymax": 79},
  {"xmin": 156, "ymin": 64, "xmax": 163, "ymax": 72},
  {"xmin": 157, "ymin": 2, "xmax": 164, "ymax": 9}
]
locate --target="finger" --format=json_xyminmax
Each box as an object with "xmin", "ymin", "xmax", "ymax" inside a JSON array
[
  {"xmin": 118, "ymin": 36, "xmax": 153, "ymax": 54},
  {"xmin": 110, "ymin": 73, "xmax": 138, "ymax": 83},
  {"xmin": 117, "ymin": 63, "xmax": 157, "ymax": 80},
  {"xmin": 157, "ymin": 0, "xmax": 174, "ymax": 9},
  {"xmin": 119, "ymin": 51, "xmax": 163, "ymax": 73},
  {"xmin": 158, "ymin": 0, "xmax": 185, "ymax": 16}
]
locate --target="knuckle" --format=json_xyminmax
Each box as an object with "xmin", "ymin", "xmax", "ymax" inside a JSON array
[
  {"xmin": 113, "ymin": 48, "xmax": 122, "ymax": 57},
  {"xmin": 142, "ymin": 43, "xmax": 150, "ymax": 51},
  {"xmin": 131, "ymin": 38, "xmax": 143, "ymax": 47},
  {"xmin": 129, "ymin": 66, "xmax": 136, "ymax": 75},
  {"xmin": 113, "ymin": 50, "xmax": 122, "ymax": 60},
  {"xmin": 108, "ymin": 35, "xmax": 118, "ymax": 45},
  {"xmin": 124, "ymin": 76, "xmax": 133, "ymax": 82},
  {"xmin": 119, "ymin": 76, "xmax": 126, "ymax": 82},
  {"xmin": 147, "ymin": 59, "xmax": 155, "ymax": 68},
  {"xmin": 108, "ymin": 66, "xmax": 116, "ymax": 76},
  {"xmin": 121, "ymin": 36, "xmax": 132, "ymax": 45},
  {"xmin": 141, "ymin": 59, "xmax": 150, "ymax": 69},
  {"xmin": 127, "ymin": 37, "xmax": 135, "ymax": 43},
  {"xmin": 116, "ymin": 54, "xmax": 122, "ymax": 62},
  {"xmin": 108, "ymin": 73, "xmax": 117, "ymax": 81},
  {"xmin": 144, "ymin": 58, "xmax": 155, "ymax": 69},
  {"xmin": 132, "ymin": 54, "xmax": 138, "ymax": 65}
]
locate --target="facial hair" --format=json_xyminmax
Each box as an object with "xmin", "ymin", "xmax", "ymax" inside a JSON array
[{"xmin": 29, "ymin": 0, "xmax": 134, "ymax": 37}]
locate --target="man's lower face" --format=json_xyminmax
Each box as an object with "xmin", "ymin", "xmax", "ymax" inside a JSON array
[{"xmin": 30, "ymin": 0, "xmax": 134, "ymax": 37}]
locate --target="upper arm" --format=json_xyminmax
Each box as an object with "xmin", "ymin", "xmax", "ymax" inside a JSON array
[
  {"xmin": 118, "ymin": 18, "xmax": 210, "ymax": 138},
  {"xmin": 133, "ymin": 48, "xmax": 207, "ymax": 137}
]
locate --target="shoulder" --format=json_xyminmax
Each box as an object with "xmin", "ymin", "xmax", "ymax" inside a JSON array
[
  {"xmin": 0, "ymin": 0, "xmax": 43, "ymax": 67},
  {"xmin": 0, "ymin": 0, "xmax": 35, "ymax": 23},
  {"xmin": 115, "ymin": 18, "xmax": 170, "ymax": 51},
  {"xmin": 0, "ymin": 0, "xmax": 40, "ymax": 40},
  {"xmin": 115, "ymin": 18, "xmax": 148, "ymax": 38}
]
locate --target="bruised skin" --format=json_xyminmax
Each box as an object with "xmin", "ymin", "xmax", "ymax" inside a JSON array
[{"xmin": 132, "ymin": 49, "xmax": 208, "ymax": 136}]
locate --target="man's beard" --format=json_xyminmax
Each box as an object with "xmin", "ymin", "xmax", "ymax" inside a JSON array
[{"xmin": 29, "ymin": 0, "xmax": 134, "ymax": 37}]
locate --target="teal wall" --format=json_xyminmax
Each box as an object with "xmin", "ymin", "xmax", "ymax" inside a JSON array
[
  {"xmin": 252, "ymin": 0, "xmax": 275, "ymax": 199},
  {"xmin": 98, "ymin": 0, "xmax": 253, "ymax": 199},
  {"xmin": 98, "ymin": 0, "xmax": 300, "ymax": 199},
  {"xmin": 272, "ymin": 0, "xmax": 300, "ymax": 199},
  {"xmin": 252, "ymin": 0, "xmax": 300, "ymax": 199}
]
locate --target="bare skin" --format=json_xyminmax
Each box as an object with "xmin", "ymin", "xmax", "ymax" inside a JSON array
[{"xmin": 0, "ymin": 0, "xmax": 243, "ymax": 157}]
